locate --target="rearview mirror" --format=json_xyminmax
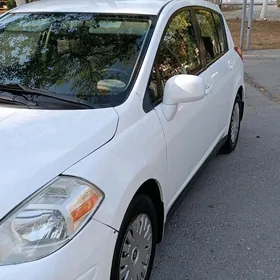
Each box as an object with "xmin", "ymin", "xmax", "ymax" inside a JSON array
[{"xmin": 163, "ymin": 74, "xmax": 205, "ymax": 105}]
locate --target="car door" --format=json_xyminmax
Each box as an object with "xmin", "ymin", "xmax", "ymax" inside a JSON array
[
  {"xmin": 194, "ymin": 8, "xmax": 234, "ymax": 135},
  {"xmin": 143, "ymin": 9, "xmax": 219, "ymax": 208}
]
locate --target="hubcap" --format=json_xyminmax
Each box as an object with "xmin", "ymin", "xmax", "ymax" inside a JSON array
[
  {"xmin": 131, "ymin": 247, "xmax": 139, "ymax": 264},
  {"xmin": 230, "ymin": 103, "xmax": 240, "ymax": 143},
  {"xmin": 119, "ymin": 214, "xmax": 153, "ymax": 280}
]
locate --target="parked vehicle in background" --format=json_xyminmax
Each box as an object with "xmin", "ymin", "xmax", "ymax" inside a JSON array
[{"xmin": 0, "ymin": 0, "xmax": 244, "ymax": 279}]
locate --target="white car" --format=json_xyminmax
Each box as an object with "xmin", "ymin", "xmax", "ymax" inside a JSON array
[{"xmin": 0, "ymin": 0, "xmax": 244, "ymax": 279}]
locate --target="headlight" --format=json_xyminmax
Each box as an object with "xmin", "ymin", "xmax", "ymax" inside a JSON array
[{"xmin": 0, "ymin": 176, "xmax": 104, "ymax": 266}]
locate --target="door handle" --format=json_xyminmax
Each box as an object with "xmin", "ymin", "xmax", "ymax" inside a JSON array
[
  {"xmin": 205, "ymin": 84, "xmax": 213, "ymax": 96},
  {"xmin": 228, "ymin": 61, "xmax": 234, "ymax": 71}
]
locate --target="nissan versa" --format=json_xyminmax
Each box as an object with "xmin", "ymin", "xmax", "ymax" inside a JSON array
[{"xmin": 0, "ymin": 0, "xmax": 244, "ymax": 279}]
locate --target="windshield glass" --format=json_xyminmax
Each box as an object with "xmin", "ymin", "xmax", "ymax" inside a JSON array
[{"xmin": 0, "ymin": 13, "xmax": 153, "ymax": 108}]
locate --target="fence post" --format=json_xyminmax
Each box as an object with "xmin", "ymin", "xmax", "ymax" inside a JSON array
[
  {"xmin": 240, "ymin": 0, "xmax": 247, "ymax": 50},
  {"xmin": 246, "ymin": 0, "xmax": 254, "ymax": 49}
]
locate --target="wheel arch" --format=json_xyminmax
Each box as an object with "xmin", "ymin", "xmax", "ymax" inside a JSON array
[
  {"xmin": 134, "ymin": 179, "xmax": 165, "ymax": 243},
  {"xmin": 231, "ymin": 74, "xmax": 245, "ymax": 123},
  {"xmin": 237, "ymin": 85, "xmax": 245, "ymax": 121}
]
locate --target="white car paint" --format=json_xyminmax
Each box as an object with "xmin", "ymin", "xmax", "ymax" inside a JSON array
[
  {"xmin": 0, "ymin": 218, "xmax": 117, "ymax": 280},
  {"xmin": 0, "ymin": 107, "xmax": 118, "ymax": 219},
  {"xmin": 0, "ymin": 0, "xmax": 245, "ymax": 279},
  {"xmin": 10, "ymin": 0, "xmax": 171, "ymax": 15}
]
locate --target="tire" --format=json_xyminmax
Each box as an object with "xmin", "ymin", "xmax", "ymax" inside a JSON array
[
  {"xmin": 110, "ymin": 194, "xmax": 158, "ymax": 280},
  {"xmin": 220, "ymin": 94, "xmax": 242, "ymax": 154}
]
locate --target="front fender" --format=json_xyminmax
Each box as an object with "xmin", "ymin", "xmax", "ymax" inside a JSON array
[{"xmin": 64, "ymin": 109, "xmax": 167, "ymax": 231}]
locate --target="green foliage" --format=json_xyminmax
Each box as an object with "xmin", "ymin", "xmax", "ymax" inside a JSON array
[
  {"xmin": 6, "ymin": 0, "xmax": 16, "ymax": 10},
  {"xmin": 6, "ymin": 0, "xmax": 35, "ymax": 10},
  {"xmin": 161, "ymin": 11, "xmax": 201, "ymax": 76}
]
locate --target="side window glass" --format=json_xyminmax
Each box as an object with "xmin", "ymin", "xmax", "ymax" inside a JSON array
[
  {"xmin": 159, "ymin": 10, "xmax": 201, "ymax": 80},
  {"xmin": 145, "ymin": 10, "xmax": 201, "ymax": 110},
  {"xmin": 146, "ymin": 67, "xmax": 161, "ymax": 103},
  {"xmin": 213, "ymin": 13, "xmax": 228, "ymax": 54},
  {"xmin": 143, "ymin": 64, "xmax": 164, "ymax": 111},
  {"xmin": 195, "ymin": 9, "xmax": 220, "ymax": 64}
]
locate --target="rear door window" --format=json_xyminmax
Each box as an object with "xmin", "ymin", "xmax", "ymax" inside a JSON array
[
  {"xmin": 194, "ymin": 9, "xmax": 220, "ymax": 64},
  {"xmin": 213, "ymin": 12, "xmax": 229, "ymax": 54}
]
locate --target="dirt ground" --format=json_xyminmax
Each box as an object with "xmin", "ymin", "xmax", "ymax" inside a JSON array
[
  {"xmin": 227, "ymin": 19, "xmax": 280, "ymax": 49},
  {"xmin": 221, "ymin": 6, "xmax": 242, "ymax": 12}
]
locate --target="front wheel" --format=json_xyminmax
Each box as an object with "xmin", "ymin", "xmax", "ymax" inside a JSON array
[
  {"xmin": 220, "ymin": 94, "xmax": 242, "ymax": 154},
  {"xmin": 110, "ymin": 194, "xmax": 158, "ymax": 280}
]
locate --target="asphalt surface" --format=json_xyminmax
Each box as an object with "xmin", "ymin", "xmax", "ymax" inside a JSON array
[
  {"xmin": 151, "ymin": 83, "xmax": 280, "ymax": 280},
  {"xmin": 245, "ymin": 50, "xmax": 280, "ymax": 102}
]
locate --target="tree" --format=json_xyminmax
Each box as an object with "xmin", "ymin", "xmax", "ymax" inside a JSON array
[
  {"xmin": 259, "ymin": 0, "xmax": 269, "ymax": 20},
  {"xmin": 15, "ymin": 0, "xmax": 26, "ymax": 6},
  {"xmin": 7, "ymin": 0, "xmax": 30, "ymax": 9},
  {"xmin": 6, "ymin": 0, "xmax": 16, "ymax": 9}
]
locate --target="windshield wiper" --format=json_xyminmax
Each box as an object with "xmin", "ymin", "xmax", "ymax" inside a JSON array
[
  {"xmin": 0, "ymin": 96, "xmax": 33, "ymax": 108},
  {"xmin": 0, "ymin": 84, "xmax": 96, "ymax": 109}
]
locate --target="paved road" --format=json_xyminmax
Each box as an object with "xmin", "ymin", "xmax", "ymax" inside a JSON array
[
  {"xmin": 245, "ymin": 50, "xmax": 280, "ymax": 102},
  {"xmin": 151, "ymin": 84, "xmax": 280, "ymax": 280}
]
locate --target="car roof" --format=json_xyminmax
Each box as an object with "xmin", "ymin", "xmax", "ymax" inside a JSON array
[
  {"xmin": 10, "ymin": 0, "xmax": 218, "ymax": 16},
  {"xmin": 11, "ymin": 0, "xmax": 171, "ymax": 15}
]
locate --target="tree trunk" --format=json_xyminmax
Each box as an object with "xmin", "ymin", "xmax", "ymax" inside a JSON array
[
  {"xmin": 259, "ymin": 0, "xmax": 269, "ymax": 19},
  {"xmin": 15, "ymin": 0, "xmax": 26, "ymax": 6}
]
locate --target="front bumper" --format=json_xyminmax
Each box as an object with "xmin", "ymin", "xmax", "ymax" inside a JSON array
[{"xmin": 0, "ymin": 219, "xmax": 117, "ymax": 280}]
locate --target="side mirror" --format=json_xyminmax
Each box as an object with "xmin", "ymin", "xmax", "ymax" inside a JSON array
[{"xmin": 163, "ymin": 74, "xmax": 205, "ymax": 105}]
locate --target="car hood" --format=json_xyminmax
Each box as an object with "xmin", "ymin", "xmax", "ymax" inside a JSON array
[{"xmin": 0, "ymin": 107, "xmax": 118, "ymax": 220}]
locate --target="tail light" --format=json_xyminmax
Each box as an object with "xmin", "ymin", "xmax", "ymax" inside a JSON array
[{"xmin": 234, "ymin": 46, "xmax": 243, "ymax": 61}]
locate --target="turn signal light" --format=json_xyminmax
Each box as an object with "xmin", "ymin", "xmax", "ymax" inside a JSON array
[{"xmin": 71, "ymin": 193, "xmax": 100, "ymax": 222}]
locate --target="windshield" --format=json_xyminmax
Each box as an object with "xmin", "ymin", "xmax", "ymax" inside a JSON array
[{"xmin": 0, "ymin": 13, "xmax": 154, "ymax": 109}]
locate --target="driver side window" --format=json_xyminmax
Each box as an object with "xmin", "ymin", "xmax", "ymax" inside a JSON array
[{"xmin": 144, "ymin": 9, "xmax": 201, "ymax": 111}]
